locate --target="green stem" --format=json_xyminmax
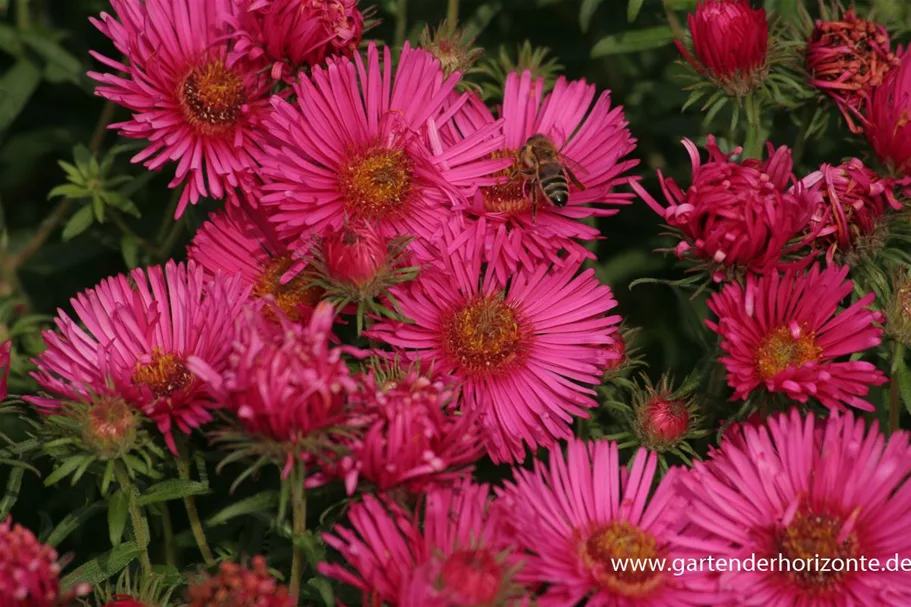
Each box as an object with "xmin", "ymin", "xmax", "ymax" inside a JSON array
[
  {"xmin": 289, "ymin": 461, "xmax": 307, "ymax": 602},
  {"xmin": 446, "ymin": 0, "xmax": 458, "ymax": 24},
  {"xmin": 890, "ymin": 342, "xmax": 905, "ymax": 434},
  {"xmin": 15, "ymin": 0, "xmax": 31, "ymax": 29},
  {"xmin": 108, "ymin": 209, "xmax": 158, "ymax": 253},
  {"xmin": 743, "ymin": 94, "xmax": 764, "ymax": 160},
  {"xmin": 790, "ymin": 105, "xmax": 812, "ymax": 170},
  {"xmin": 155, "ymin": 187, "xmax": 182, "ymax": 243},
  {"xmin": 161, "ymin": 503, "xmax": 177, "ymax": 568},
  {"xmin": 177, "ymin": 452, "xmax": 215, "ymax": 566},
  {"xmin": 395, "ymin": 0, "xmax": 407, "ymax": 48},
  {"xmin": 114, "ymin": 463, "xmax": 152, "ymax": 579}
]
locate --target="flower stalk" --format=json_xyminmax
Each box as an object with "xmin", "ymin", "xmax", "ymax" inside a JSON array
[
  {"xmin": 289, "ymin": 460, "xmax": 307, "ymax": 601},
  {"xmin": 891, "ymin": 342, "xmax": 905, "ymax": 433},
  {"xmin": 113, "ymin": 462, "xmax": 152, "ymax": 580},
  {"xmin": 177, "ymin": 451, "xmax": 215, "ymax": 566}
]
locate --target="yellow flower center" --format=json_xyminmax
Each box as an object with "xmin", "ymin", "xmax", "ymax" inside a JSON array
[
  {"xmin": 480, "ymin": 149, "xmax": 531, "ymax": 216},
  {"xmin": 132, "ymin": 349, "xmax": 193, "ymax": 398},
  {"xmin": 252, "ymin": 256, "xmax": 324, "ymax": 322},
  {"xmin": 755, "ymin": 324, "xmax": 823, "ymax": 380},
  {"xmin": 580, "ymin": 521, "xmax": 664, "ymax": 598},
  {"xmin": 338, "ymin": 147, "xmax": 414, "ymax": 221},
  {"xmin": 179, "ymin": 60, "xmax": 246, "ymax": 136},
  {"xmin": 778, "ymin": 509, "xmax": 860, "ymax": 591},
  {"xmin": 442, "ymin": 293, "xmax": 525, "ymax": 376}
]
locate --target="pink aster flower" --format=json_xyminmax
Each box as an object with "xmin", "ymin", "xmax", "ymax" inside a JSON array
[
  {"xmin": 320, "ymin": 366, "xmax": 484, "ymax": 495},
  {"xmin": 706, "ymin": 264, "xmax": 887, "ymax": 411},
  {"xmin": 801, "ymin": 158, "xmax": 901, "ymax": 261},
  {"xmin": 189, "ymin": 301, "xmax": 360, "ymax": 477},
  {"xmin": 187, "ymin": 556, "xmax": 294, "ymax": 607},
  {"xmin": 29, "ymin": 261, "xmax": 248, "ymax": 453},
  {"xmin": 368, "ymin": 220, "xmax": 622, "ymax": 463},
  {"xmin": 0, "ymin": 340, "xmax": 10, "ymax": 401},
  {"xmin": 680, "ymin": 410, "xmax": 911, "ymax": 605},
  {"xmin": 496, "ymin": 439, "xmax": 719, "ymax": 606},
  {"xmin": 103, "ymin": 597, "xmax": 147, "ymax": 607},
  {"xmin": 222, "ymin": 0, "xmax": 365, "ymax": 80},
  {"xmin": 320, "ymin": 481, "xmax": 524, "ymax": 606},
  {"xmin": 867, "ymin": 50, "xmax": 911, "ymax": 179},
  {"xmin": 188, "ymin": 204, "xmax": 324, "ymax": 322},
  {"xmin": 632, "ymin": 135, "xmax": 818, "ymax": 280},
  {"xmin": 256, "ymin": 42, "xmax": 509, "ymax": 248},
  {"xmin": 443, "ymin": 72, "xmax": 638, "ymax": 280},
  {"xmin": 88, "ymin": 0, "xmax": 273, "ymax": 217}
]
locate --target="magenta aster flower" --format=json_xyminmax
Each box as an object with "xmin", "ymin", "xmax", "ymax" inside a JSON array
[
  {"xmin": 188, "ymin": 204, "xmax": 324, "ymax": 322},
  {"xmin": 680, "ymin": 410, "xmax": 911, "ymax": 605},
  {"xmin": 88, "ymin": 0, "xmax": 273, "ymax": 217},
  {"xmin": 189, "ymin": 302, "xmax": 360, "ymax": 477},
  {"xmin": 443, "ymin": 71, "xmax": 638, "ymax": 280},
  {"xmin": 0, "ymin": 517, "xmax": 82, "ymax": 607},
  {"xmin": 867, "ymin": 51, "xmax": 911, "ymax": 178},
  {"xmin": 632, "ymin": 135, "xmax": 818, "ymax": 280},
  {"xmin": 801, "ymin": 158, "xmax": 900, "ymax": 261},
  {"xmin": 222, "ymin": 0, "xmax": 365, "ymax": 80},
  {"xmin": 29, "ymin": 261, "xmax": 247, "ymax": 453},
  {"xmin": 0, "ymin": 340, "xmax": 10, "ymax": 401},
  {"xmin": 320, "ymin": 481, "xmax": 523, "ymax": 606},
  {"xmin": 188, "ymin": 556, "xmax": 294, "ymax": 607},
  {"xmin": 257, "ymin": 42, "xmax": 509, "ymax": 247},
  {"xmin": 368, "ymin": 220, "xmax": 621, "ymax": 463},
  {"xmin": 706, "ymin": 264, "xmax": 887, "ymax": 411},
  {"xmin": 497, "ymin": 439, "xmax": 719, "ymax": 606}
]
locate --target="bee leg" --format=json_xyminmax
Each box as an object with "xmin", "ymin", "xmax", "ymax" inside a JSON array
[
  {"xmin": 565, "ymin": 166, "xmax": 586, "ymax": 191},
  {"xmin": 531, "ymin": 182, "xmax": 539, "ymax": 224}
]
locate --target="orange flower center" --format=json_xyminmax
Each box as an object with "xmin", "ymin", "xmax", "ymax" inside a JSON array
[
  {"xmin": 179, "ymin": 60, "xmax": 246, "ymax": 136},
  {"xmin": 132, "ymin": 350, "xmax": 193, "ymax": 398},
  {"xmin": 338, "ymin": 147, "xmax": 414, "ymax": 221},
  {"xmin": 438, "ymin": 549, "xmax": 503, "ymax": 604},
  {"xmin": 580, "ymin": 521, "xmax": 664, "ymax": 598},
  {"xmin": 442, "ymin": 293, "xmax": 525, "ymax": 376},
  {"xmin": 778, "ymin": 510, "xmax": 860, "ymax": 591},
  {"xmin": 755, "ymin": 324, "xmax": 823, "ymax": 380},
  {"xmin": 252, "ymin": 256, "xmax": 324, "ymax": 322},
  {"xmin": 480, "ymin": 149, "xmax": 531, "ymax": 216}
]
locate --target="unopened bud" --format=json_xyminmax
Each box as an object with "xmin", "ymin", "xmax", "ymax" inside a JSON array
[{"xmin": 323, "ymin": 221, "xmax": 389, "ymax": 289}]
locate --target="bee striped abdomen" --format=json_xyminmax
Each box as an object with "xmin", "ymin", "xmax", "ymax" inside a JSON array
[{"xmin": 540, "ymin": 169, "xmax": 569, "ymax": 207}]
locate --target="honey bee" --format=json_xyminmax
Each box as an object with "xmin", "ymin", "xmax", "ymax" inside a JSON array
[{"xmin": 512, "ymin": 133, "xmax": 586, "ymax": 218}]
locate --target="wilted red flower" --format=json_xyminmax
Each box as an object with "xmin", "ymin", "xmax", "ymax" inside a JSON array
[
  {"xmin": 632, "ymin": 135, "xmax": 817, "ymax": 280},
  {"xmin": 323, "ymin": 221, "xmax": 390, "ymax": 289},
  {"xmin": 223, "ymin": 0, "xmax": 365, "ymax": 80},
  {"xmin": 801, "ymin": 158, "xmax": 901, "ymax": 261},
  {"xmin": 0, "ymin": 517, "xmax": 65, "ymax": 606},
  {"xmin": 0, "ymin": 340, "xmax": 10, "ymax": 402},
  {"xmin": 103, "ymin": 596, "xmax": 147, "ymax": 607},
  {"xmin": 807, "ymin": 9, "xmax": 900, "ymax": 133},
  {"xmin": 676, "ymin": 0, "xmax": 769, "ymax": 96},
  {"xmin": 867, "ymin": 51, "xmax": 911, "ymax": 178},
  {"xmin": 187, "ymin": 556, "xmax": 293, "ymax": 607}
]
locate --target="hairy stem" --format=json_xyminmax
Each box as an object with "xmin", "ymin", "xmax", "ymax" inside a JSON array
[
  {"xmin": 743, "ymin": 94, "xmax": 764, "ymax": 160},
  {"xmin": 289, "ymin": 461, "xmax": 307, "ymax": 601},
  {"xmin": 114, "ymin": 463, "xmax": 152, "ymax": 579},
  {"xmin": 177, "ymin": 452, "xmax": 215, "ymax": 566},
  {"xmin": 160, "ymin": 503, "xmax": 177, "ymax": 568},
  {"xmin": 446, "ymin": 0, "xmax": 458, "ymax": 24},
  {"xmin": 890, "ymin": 342, "xmax": 905, "ymax": 434},
  {"xmin": 395, "ymin": 0, "xmax": 407, "ymax": 48}
]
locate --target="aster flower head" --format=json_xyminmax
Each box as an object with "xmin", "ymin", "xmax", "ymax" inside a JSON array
[
  {"xmin": 0, "ymin": 340, "xmax": 10, "ymax": 401},
  {"xmin": 630, "ymin": 374, "xmax": 702, "ymax": 453},
  {"xmin": 187, "ymin": 556, "xmax": 293, "ymax": 607},
  {"xmin": 368, "ymin": 220, "xmax": 622, "ymax": 463},
  {"xmin": 807, "ymin": 8, "xmax": 901, "ymax": 133},
  {"xmin": 681, "ymin": 410, "xmax": 911, "ymax": 605},
  {"xmin": 29, "ymin": 261, "xmax": 247, "ymax": 454},
  {"xmin": 632, "ymin": 135, "xmax": 818, "ymax": 281},
  {"xmin": 322, "ymin": 364, "xmax": 484, "ymax": 495},
  {"xmin": 867, "ymin": 50, "xmax": 911, "ymax": 178},
  {"xmin": 801, "ymin": 158, "xmax": 901, "ymax": 262},
  {"xmin": 496, "ymin": 439, "xmax": 719, "ymax": 606},
  {"xmin": 706, "ymin": 264, "xmax": 887, "ymax": 411},
  {"xmin": 447, "ymin": 71, "xmax": 638, "ymax": 280},
  {"xmin": 222, "ymin": 0, "xmax": 365, "ymax": 81},
  {"xmin": 88, "ymin": 0, "xmax": 274, "ymax": 217},
  {"xmin": 320, "ymin": 481, "xmax": 524, "ymax": 606},
  {"xmin": 188, "ymin": 204, "xmax": 323, "ymax": 322},
  {"xmin": 676, "ymin": 0, "xmax": 769, "ymax": 97},
  {"xmin": 258, "ymin": 42, "xmax": 509, "ymax": 249},
  {"xmin": 190, "ymin": 301, "xmax": 360, "ymax": 477}
]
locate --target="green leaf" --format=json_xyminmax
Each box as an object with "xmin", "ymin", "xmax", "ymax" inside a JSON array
[
  {"xmin": 18, "ymin": 31, "xmax": 83, "ymax": 84},
  {"xmin": 0, "ymin": 60, "xmax": 42, "ymax": 131},
  {"xmin": 307, "ymin": 577, "xmax": 335, "ymax": 607},
  {"xmin": 44, "ymin": 454, "xmax": 91, "ymax": 486},
  {"xmin": 591, "ymin": 26, "xmax": 675, "ymax": 57},
  {"xmin": 579, "ymin": 0, "xmax": 604, "ymax": 32},
  {"xmin": 45, "ymin": 503, "xmax": 106, "ymax": 547},
  {"xmin": 206, "ymin": 491, "xmax": 279, "ymax": 527},
  {"xmin": 137, "ymin": 479, "xmax": 210, "ymax": 506},
  {"xmin": 60, "ymin": 542, "xmax": 140, "ymax": 590},
  {"xmin": 47, "ymin": 184, "xmax": 87, "ymax": 200},
  {"xmin": 107, "ymin": 490, "xmax": 129, "ymax": 547},
  {"xmin": 627, "ymin": 0, "xmax": 646, "ymax": 22},
  {"xmin": 61, "ymin": 205, "xmax": 94, "ymax": 241},
  {"xmin": 0, "ymin": 467, "xmax": 25, "ymax": 519},
  {"xmin": 121, "ymin": 235, "xmax": 140, "ymax": 269}
]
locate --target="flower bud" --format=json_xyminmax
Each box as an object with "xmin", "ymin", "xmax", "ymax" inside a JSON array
[
  {"xmin": 637, "ymin": 395, "xmax": 691, "ymax": 447},
  {"xmin": 676, "ymin": 0, "xmax": 769, "ymax": 97},
  {"xmin": 419, "ymin": 20, "xmax": 483, "ymax": 79},
  {"xmin": 323, "ymin": 220, "xmax": 389, "ymax": 289},
  {"xmin": 79, "ymin": 394, "xmax": 140, "ymax": 460},
  {"xmin": 887, "ymin": 269, "xmax": 911, "ymax": 347},
  {"xmin": 104, "ymin": 596, "xmax": 148, "ymax": 607},
  {"xmin": 868, "ymin": 52, "xmax": 911, "ymax": 178}
]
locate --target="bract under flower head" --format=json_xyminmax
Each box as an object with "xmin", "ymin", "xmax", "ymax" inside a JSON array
[
  {"xmin": 632, "ymin": 135, "xmax": 818, "ymax": 280},
  {"xmin": 676, "ymin": 0, "xmax": 769, "ymax": 97},
  {"xmin": 444, "ymin": 71, "xmax": 638, "ymax": 281},
  {"xmin": 29, "ymin": 261, "xmax": 248, "ymax": 454},
  {"xmin": 807, "ymin": 8, "xmax": 901, "ymax": 133},
  {"xmin": 706, "ymin": 264, "xmax": 887, "ymax": 411},
  {"xmin": 88, "ymin": 0, "xmax": 273, "ymax": 216}
]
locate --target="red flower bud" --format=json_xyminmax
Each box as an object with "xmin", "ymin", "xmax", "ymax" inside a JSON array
[
  {"xmin": 104, "ymin": 596, "xmax": 147, "ymax": 607},
  {"xmin": 323, "ymin": 221, "xmax": 389, "ymax": 288},
  {"xmin": 639, "ymin": 396, "xmax": 690, "ymax": 446}
]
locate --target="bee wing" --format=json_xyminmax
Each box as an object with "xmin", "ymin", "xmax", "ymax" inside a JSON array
[{"xmin": 548, "ymin": 126, "xmax": 588, "ymax": 188}]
